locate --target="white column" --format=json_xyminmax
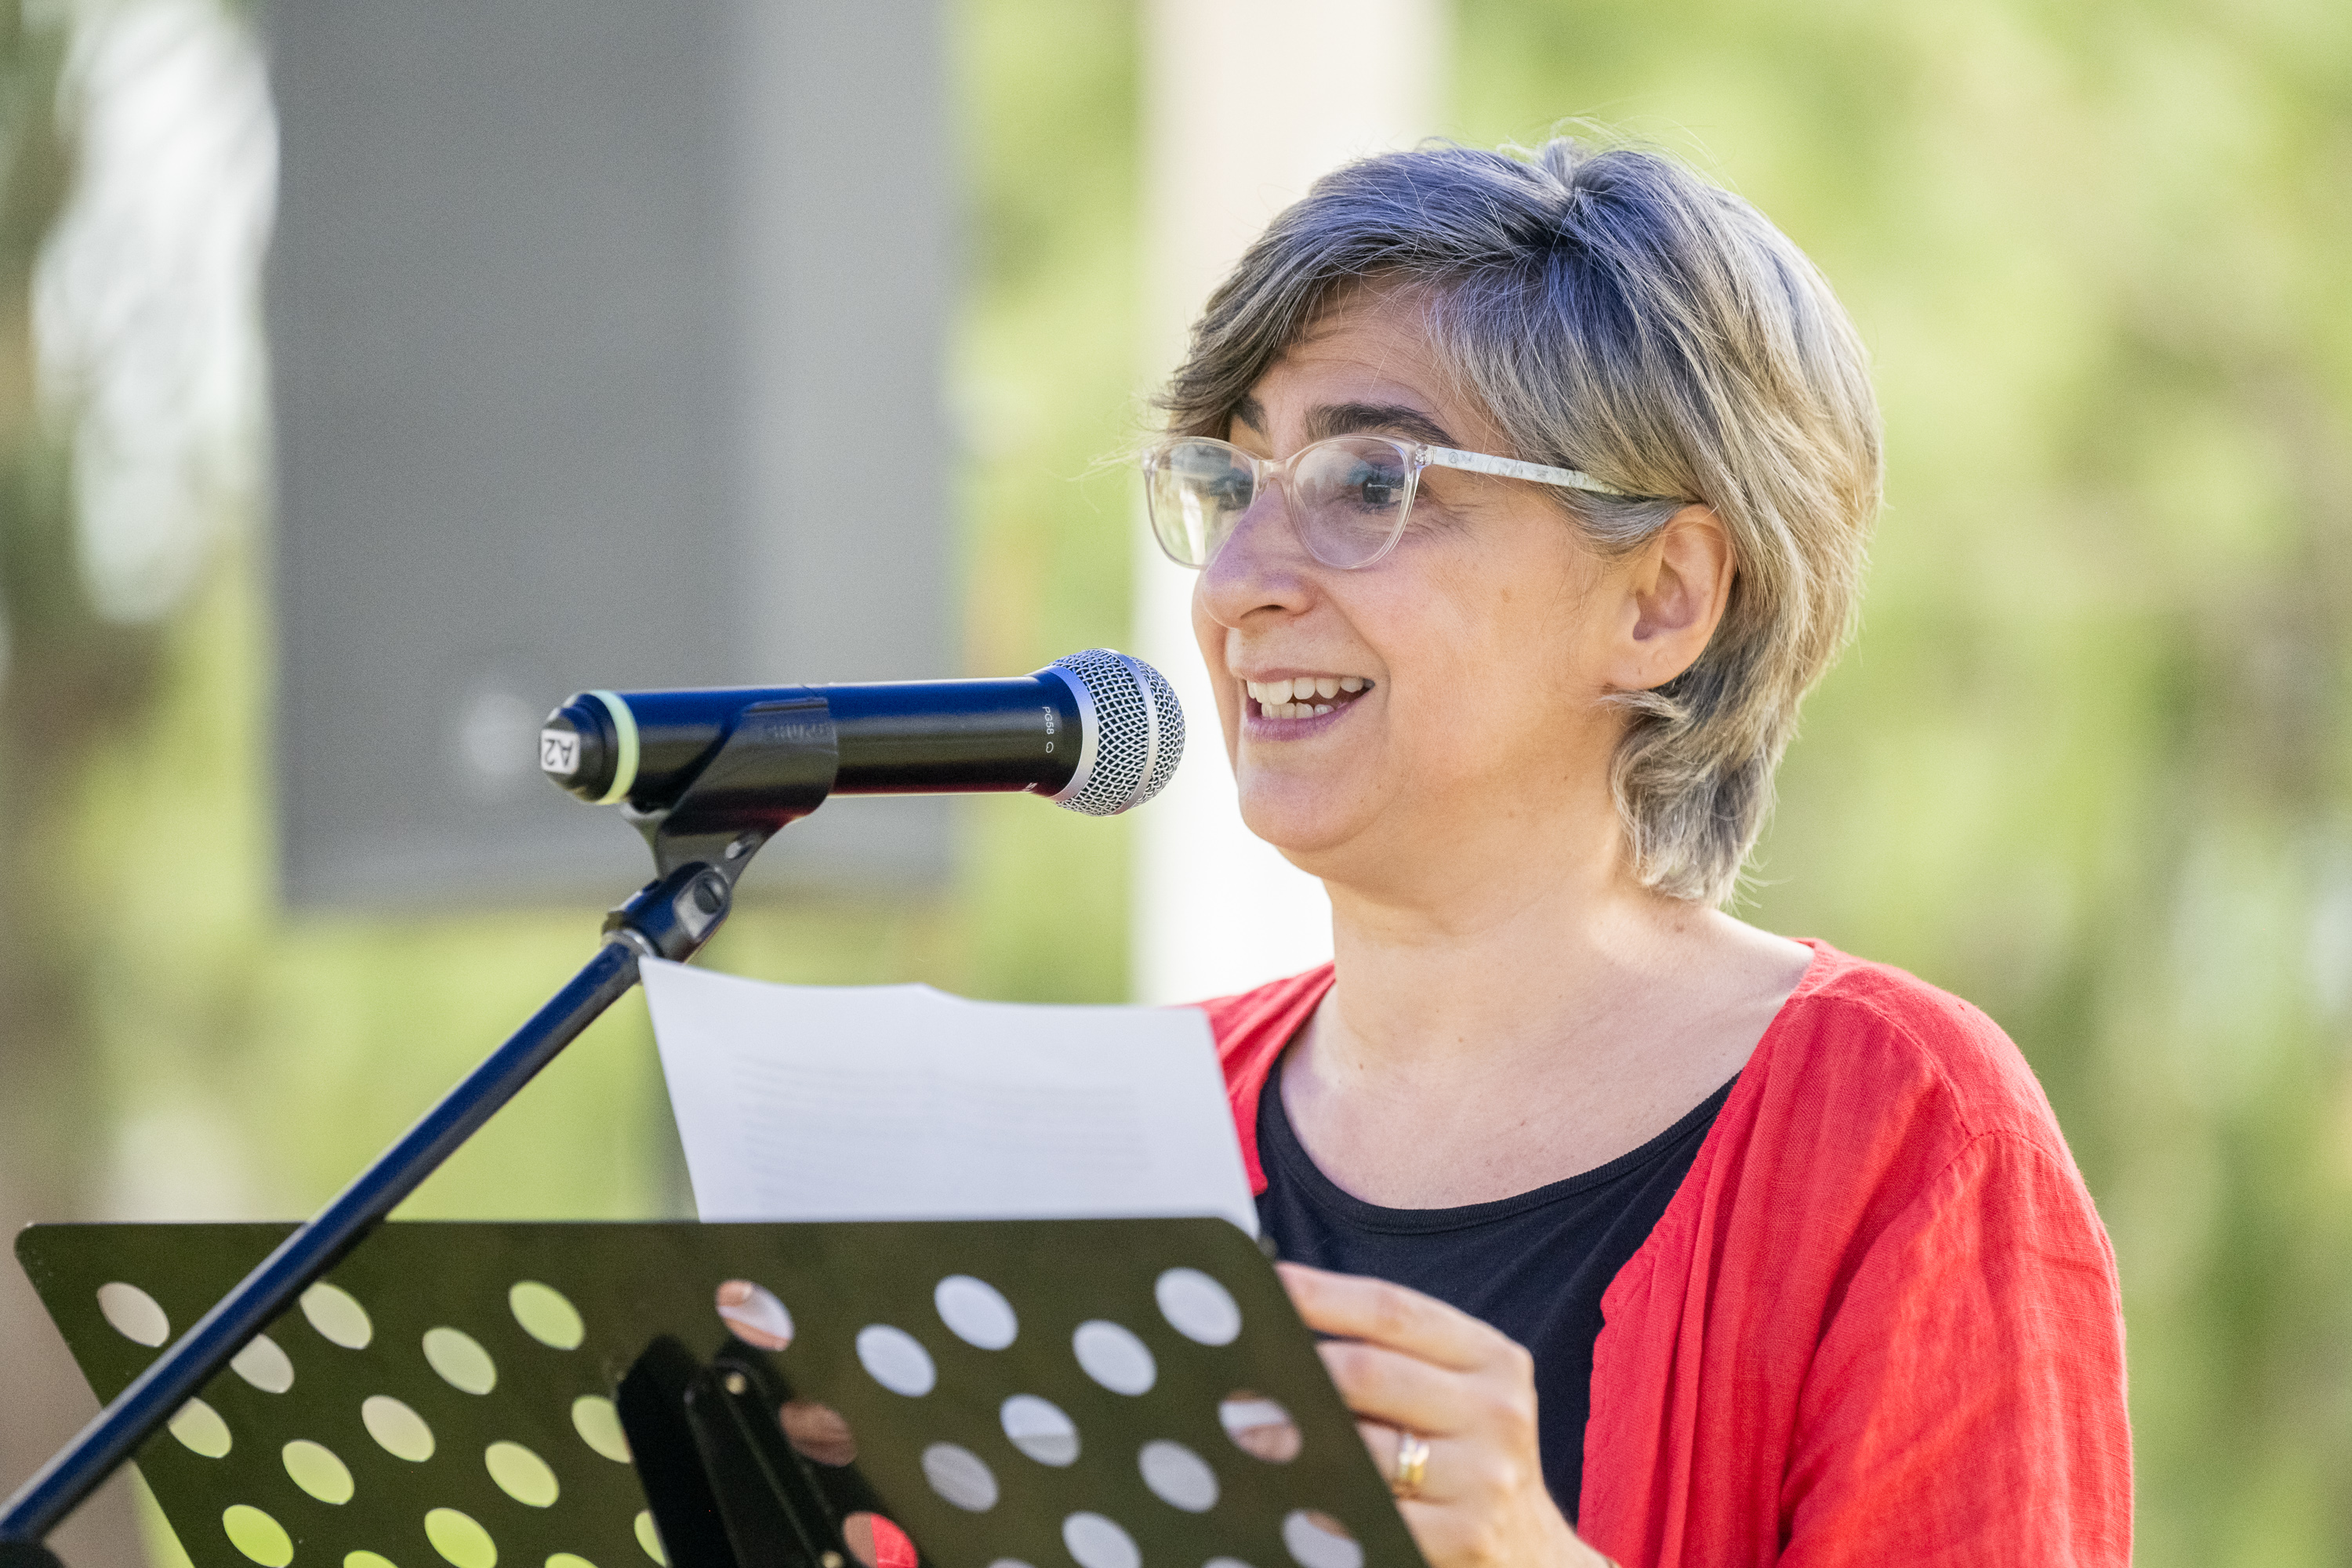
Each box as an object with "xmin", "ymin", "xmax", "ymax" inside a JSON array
[{"xmin": 1132, "ymin": 0, "xmax": 1448, "ymax": 1004}]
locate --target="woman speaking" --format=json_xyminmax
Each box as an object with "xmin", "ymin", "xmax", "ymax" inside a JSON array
[{"xmin": 1147, "ymin": 137, "xmax": 2131, "ymax": 1566}]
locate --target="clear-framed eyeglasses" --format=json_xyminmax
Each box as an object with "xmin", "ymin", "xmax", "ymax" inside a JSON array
[{"xmin": 1141, "ymin": 433, "xmax": 1635, "ymax": 572}]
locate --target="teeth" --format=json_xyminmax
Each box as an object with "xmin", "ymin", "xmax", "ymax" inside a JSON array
[
  {"xmin": 1314, "ymin": 704, "xmax": 1332, "ymax": 715},
  {"xmin": 1246, "ymin": 675, "xmax": 1371, "ymax": 709}
]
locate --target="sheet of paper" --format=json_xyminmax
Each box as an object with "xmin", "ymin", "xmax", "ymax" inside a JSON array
[{"xmin": 641, "ymin": 959, "xmax": 1258, "ymax": 1235}]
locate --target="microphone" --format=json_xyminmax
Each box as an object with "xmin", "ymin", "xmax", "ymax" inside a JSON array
[{"xmin": 537, "ymin": 648, "xmax": 1185, "ymax": 818}]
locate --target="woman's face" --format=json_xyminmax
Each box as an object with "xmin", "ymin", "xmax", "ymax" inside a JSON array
[{"xmin": 1192, "ymin": 292, "xmax": 1643, "ymax": 889}]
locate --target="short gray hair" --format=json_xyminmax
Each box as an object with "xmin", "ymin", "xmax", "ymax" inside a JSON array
[{"xmin": 1160, "ymin": 136, "xmax": 1882, "ymax": 905}]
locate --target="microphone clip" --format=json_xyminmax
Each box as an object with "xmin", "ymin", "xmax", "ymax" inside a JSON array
[
  {"xmin": 631, "ymin": 695, "xmax": 839, "ymax": 881},
  {"xmin": 599, "ymin": 694, "xmax": 839, "ymax": 964}
]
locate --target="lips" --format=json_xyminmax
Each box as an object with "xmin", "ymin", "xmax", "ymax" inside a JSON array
[{"xmin": 1243, "ymin": 674, "xmax": 1370, "ymax": 720}]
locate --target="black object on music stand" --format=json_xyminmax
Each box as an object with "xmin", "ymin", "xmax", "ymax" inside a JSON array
[{"xmin": 18, "ymin": 1217, "xmax": 1415, "ymax": 1568}]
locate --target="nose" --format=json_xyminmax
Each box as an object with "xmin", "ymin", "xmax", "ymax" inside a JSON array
[{"xmin": 1198, "ymin": 474, "xmax": 1316, "ymax": 627}]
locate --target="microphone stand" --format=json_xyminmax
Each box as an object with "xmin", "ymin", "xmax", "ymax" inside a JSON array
[{"xmin": 0, "ymin": 698, "xmax": 840, "ymax": 1566}]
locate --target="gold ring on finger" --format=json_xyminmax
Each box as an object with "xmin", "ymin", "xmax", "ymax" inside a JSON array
[{"xmin": 1391, "ymin": 1428, "xmax": 1430, "ymax": 1501}]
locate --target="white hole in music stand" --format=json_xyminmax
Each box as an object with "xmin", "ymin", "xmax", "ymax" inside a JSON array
[
  {"xmin": 920, "ymin": 1442, "xmax": 999, "ymax": 1511},
  {"xmin": 1138, "ymin": 1439, "xmax": 1218, "ymax": 1512},
  {"xmin": 934, "ymin": 1274, "xmax": 1018, "ymax": 1350},
  {"xmin": 716, "ymin": 1280, "xmax": 793, "ymax": 1351},
  {"xmin": 855, "ymin": 1324, "xmax": 936, "ymax": 1396},
  {"xmin": 362, "ymin": 1395, "xmax": 434, "ymax": 1461},
  {"xmin": 1282, "ymin": 1509, "xmax": 1363, "ymax": 1568},
  {"xmin": 1220, "ymin": 1390, "xmax": 1303, "ymax": 1462},
  {"xmin": 509, "ymin": 1279, "xmax": 585, "ymax": 1349},
  {"xmin": 230, "ymin": 1335, "xmax": 294, "ymax": 1394},
  {"xmin": 781, "ymin": 1399, "xmax": 858, "ymax": 1466},
  {"xmin": 282, "ymin": 1439, "xmax": 354, "ymax": 1504},
  {"xmin": 222, "ymin": 1503, "xmax": 292, "ymax": 1566},
  {"xmin": 843, "ymin": 1512, "xmax": 913, "ymax": 1568},
  {"xmin": 572, "ymin": 1394, "xmax": 631, "ymax": 1463},
  {"xmin": 301, "ymin": 1282, "xmax": 372, "ymax": 1349},
  {"xmin": 1073, "ymin": 1320, "xmax": 1156, "ymax": 1396},
  {"xmin": 96, "ymin": 1282, "xmax": 169, "ymax": 1347},
  {"xmin": 486, "ymin": 1439, "xmax": 560, "ymax": 1507},
  {"xmin": 168, "ymin": 1399, "xmax": 231, "ymax": 1458},
  {"xmin": 1000, "ymin": 1394, "xmax": 1080, "ymax": 1466},
  {"xmin": 634, "ymin": 1509, "xmax": 668, "ymax": 1566},
  {"xmin": 1156, "ymin": 1267, "xmax": 1242, "ymax": 1345},
  {"xmin": 425, "ymin": 1505, "xmax": 497, "ymax": 1568},
  {"xmin": 1062, "ymin": 1512, "xmax": 1140, "ymax": 1568},
  {"xmin": 423, "ymin": 1326, "xmax": 497, "ymax": 1395}
]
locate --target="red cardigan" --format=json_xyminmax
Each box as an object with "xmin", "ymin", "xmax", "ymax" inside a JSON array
[{"xmin": 1196, "ymin": 941, "xmax": 2132, "ymax": 1567}]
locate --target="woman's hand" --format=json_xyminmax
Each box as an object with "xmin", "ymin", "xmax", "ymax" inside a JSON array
[{"xmin": 1278, "ymin": 1263, "xmax": 1614, "ymax": 1568}]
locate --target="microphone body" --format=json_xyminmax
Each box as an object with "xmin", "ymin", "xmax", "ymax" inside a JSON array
[
  {"xmin": 549, "ymin": 674, "xmax": 1082, "ymax": 803},
  {"xmin": 539, "ymin": 650, "xmax": 1181, "ymax": 819}
]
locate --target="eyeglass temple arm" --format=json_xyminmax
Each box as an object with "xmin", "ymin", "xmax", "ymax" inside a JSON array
[{"xmin": 1421, "ymin": 445, "xmax": 1635, "ymax": 499}]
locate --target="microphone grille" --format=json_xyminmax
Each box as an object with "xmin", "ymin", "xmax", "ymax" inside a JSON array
[{"xmin": 1048, "ymin": 648, "xmax": 1186, "ymax": 815}]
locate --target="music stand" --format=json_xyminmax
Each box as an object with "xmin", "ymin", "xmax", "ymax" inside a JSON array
[{"xmin": 18, "ymin": 1217, "xmax": 1421, "ymax": 1568}]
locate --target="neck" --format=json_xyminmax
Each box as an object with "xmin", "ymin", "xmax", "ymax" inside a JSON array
[
  {"xmin": 1275, "ymin": 784, "xmax": 1813, "ymax": 1206},
  {"xmin": 1316, "ymin": 814, "xmax": 1708, "ymax": 1085}
]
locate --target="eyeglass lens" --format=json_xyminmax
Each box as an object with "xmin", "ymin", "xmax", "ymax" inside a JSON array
[{"xmin": 1148, "ymin": 437, "xmax": 1414, "ymax": 570}]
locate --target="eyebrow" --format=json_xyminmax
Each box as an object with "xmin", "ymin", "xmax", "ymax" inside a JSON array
[{"xmin": 1229, "ymin": 397, "xmax": 1461, "ymax": 450}]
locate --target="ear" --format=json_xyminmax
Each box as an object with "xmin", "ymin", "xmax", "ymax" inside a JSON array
[{"xmin": 1604, "ymin": 505, "xmax": 1734, "ymax": 691}]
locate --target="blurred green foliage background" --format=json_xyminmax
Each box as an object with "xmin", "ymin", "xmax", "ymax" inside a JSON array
[{"xmin": 2, "ymin": 0, "xmax": 2348, "ymax": 1563}]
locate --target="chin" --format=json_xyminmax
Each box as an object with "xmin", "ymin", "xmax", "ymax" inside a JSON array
[{"xmin": 1234, "ymin": 778, "xmax": 1364, "ymax": 866}]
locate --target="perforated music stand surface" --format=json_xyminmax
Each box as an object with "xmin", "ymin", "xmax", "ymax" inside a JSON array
[{"xmin": 17, "ymin": 1219, "xmax": 1419, "ymax": 1568}]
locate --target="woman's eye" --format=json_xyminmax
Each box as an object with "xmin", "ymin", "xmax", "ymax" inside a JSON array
[{"xmin": 1345, "ymin": 462, "xmax": 1406, "ymax": 507}]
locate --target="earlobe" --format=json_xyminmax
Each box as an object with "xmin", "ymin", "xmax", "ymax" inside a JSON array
[{"xmin": 1618, "ymin": 505, "xmax": 1734, "ymax": 690}]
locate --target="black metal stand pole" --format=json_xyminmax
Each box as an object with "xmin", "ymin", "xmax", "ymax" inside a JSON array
[{"xmin": 0, "ymin": 859, "xmax": 739, "ymax": 1554}]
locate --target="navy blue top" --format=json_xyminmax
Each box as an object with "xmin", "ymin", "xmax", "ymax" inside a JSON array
[{"xmin": 1254, "ymin": 1062, "xmax": 1734, "ymax": 1521}]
